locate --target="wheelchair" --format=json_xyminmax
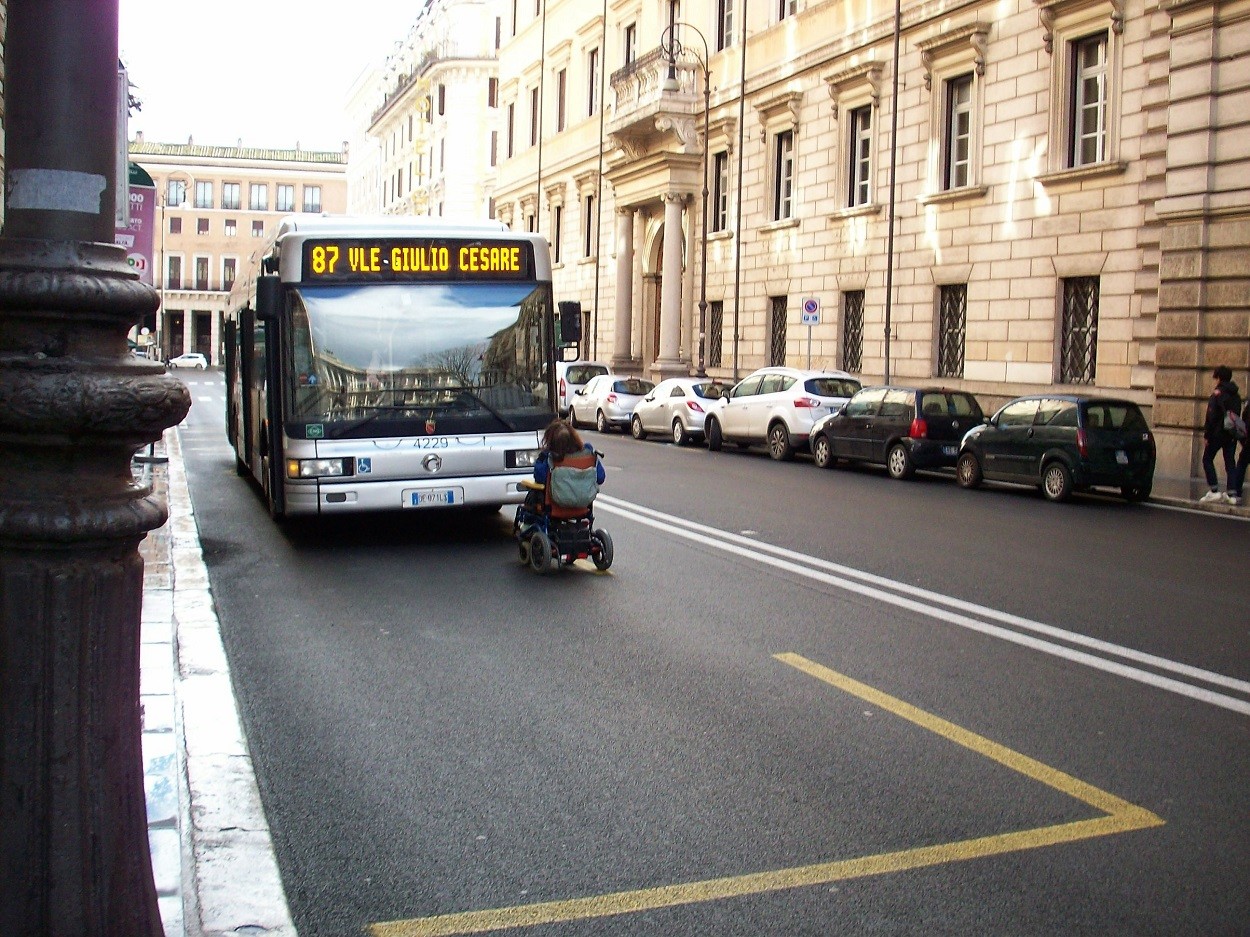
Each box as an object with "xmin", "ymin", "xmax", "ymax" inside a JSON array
[{"xmin": 513, "ymin": 478, "xmax": 614, "ymax": 574}]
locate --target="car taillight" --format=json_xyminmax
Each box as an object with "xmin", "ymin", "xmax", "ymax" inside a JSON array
[
  {"xmin": 909, "ymin": 418, "xmax": 928, "ymax": 439},
  {"xmin": 559, "ymin": 377, "xmax": 566, "ymax": 397},
  {"xmin": 1077, "ymin": 428, "xmax": 1088, "ymax": 458},
  {"xmin": 793, "ymin": 396, "xmax": 820, "ymax": 408},
  {"xmin": 606, "ymin": 393, "xmax": 617, "ymax": 404},
  {"xmin": 685, "ymin": 400, "xmax": 705, "ymax": 413}
]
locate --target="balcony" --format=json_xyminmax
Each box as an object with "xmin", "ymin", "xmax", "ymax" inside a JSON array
[{"xmin": 608, "ymin": 46, "xmax": 704, "ymax": 160}]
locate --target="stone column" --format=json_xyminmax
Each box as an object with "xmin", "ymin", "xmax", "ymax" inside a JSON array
[
  {"xmin": 0, "ymin": 1, "xmax": 190, "ymax": 932},
  {"xmin": 612, "ymin": 207, "xmax": 635, "ymax": 370},
  {"xmin": 656, "ymin": 192, "xmax": 687, "ymax": 375}
]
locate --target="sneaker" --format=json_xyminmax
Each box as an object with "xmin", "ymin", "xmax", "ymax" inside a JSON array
[
  {"xmin": 1226, "ymin": 492, "xmax": 1242, "ymax": 505},
  {"xmin": 1198, "ymin": 490, "xmax": 1224, "ymax": 503}
]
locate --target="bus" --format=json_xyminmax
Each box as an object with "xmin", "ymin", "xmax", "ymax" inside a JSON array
[{"xmin": 224, "ymin": 216, "xmax": 580, "ymax": 519}]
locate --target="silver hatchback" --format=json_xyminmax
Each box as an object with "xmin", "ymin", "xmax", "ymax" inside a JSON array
[{"xmin": 570, "ymin": 375, "xmax": 656, "ymax": 433}]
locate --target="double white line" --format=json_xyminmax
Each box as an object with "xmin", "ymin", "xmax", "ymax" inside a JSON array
[{"xmin": 595, "ymin": 494, "xmax": 1250, "ymax": 717}]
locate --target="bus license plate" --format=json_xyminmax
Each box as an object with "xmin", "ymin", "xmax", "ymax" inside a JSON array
[{"xmin": 404, "ymin": 488, "xmax": 462, "ymax": 507}]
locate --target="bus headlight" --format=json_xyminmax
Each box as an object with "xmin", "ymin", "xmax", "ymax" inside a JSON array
[
  {"xmin": 287, "ymin": 457, "xmax": 351, "ymax": 479},
  {"xmin": 508, "ymin": 448, "xmax": 541, "ymax": 468}
]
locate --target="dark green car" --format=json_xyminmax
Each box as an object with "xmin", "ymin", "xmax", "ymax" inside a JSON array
[{"xmin": 956, "ymin": 395, "xmax": 1155, "ymax": 502}]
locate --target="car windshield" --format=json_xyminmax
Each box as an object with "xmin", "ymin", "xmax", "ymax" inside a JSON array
[
  {"xmin": 284, "ymin": 281, "xmax": 553, "ymax": 435},
  {"xmin": 807, "ymin": 377, "xmax": 861, "ymax": 397}
]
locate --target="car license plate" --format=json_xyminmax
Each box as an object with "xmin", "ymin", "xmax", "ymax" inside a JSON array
[
  {"xmin": 404, "ymin": 487, "xmax": 462, "ymax": 507},
  {"xmin": 942, "ymin": 445, "xmax": 957, "ymax": 457},
  {"xmin": 1115, "ymin": 450, "xmax": 1128, "ymax": 465}
]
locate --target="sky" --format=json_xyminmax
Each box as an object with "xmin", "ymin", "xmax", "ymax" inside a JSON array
[{"xmin": 119, "ymin": 0, "xmax": 420, "ymax": 151}]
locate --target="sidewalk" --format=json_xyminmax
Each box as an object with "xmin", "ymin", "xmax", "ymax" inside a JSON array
[{"xmin": 138, "ymin": 428, "xmax": 296, "ymax": 937}]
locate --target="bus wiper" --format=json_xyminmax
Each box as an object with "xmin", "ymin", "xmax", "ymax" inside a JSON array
[
  {"xmin": 325, "ymin": 405, "xmax": 414, "ymax": 438},
  {"xmin": 442, "ymin": 386, "xmax": 519, "ymax": 432}
]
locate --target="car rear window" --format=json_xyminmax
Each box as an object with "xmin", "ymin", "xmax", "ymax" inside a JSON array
[
  {"xmin": 567, "ymin": 364, "xmax": 608, "ymax": 384},
  {"xmin": 694, "ymin": 382, "xmax": 727, "ymax": 400},
  {"xmin": 614, "ymin": 379, "xmax": 654, "ymax": 395},
  {"xmin": 1083, "ymin": 402, "xmax": 1149, "ymax": 432},
  {"xmin": 919, "ymin": 392, "xmax": 983, "ymax": 418},
  {"xmin": 807, "ymin": 377, "xmax": 861, "ymax": 398}
]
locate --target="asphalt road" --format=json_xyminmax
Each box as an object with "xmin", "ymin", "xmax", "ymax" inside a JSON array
[{"xmin": 174, "ymin": 372, "xmax": 1250, "ymax": 937}]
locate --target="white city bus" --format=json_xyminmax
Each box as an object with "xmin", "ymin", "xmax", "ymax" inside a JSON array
[{"xmin": 224, "ymin": 216, "xmax": 580, "ymax": 519}]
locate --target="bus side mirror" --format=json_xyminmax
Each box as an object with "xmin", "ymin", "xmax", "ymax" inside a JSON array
[
  {"xmin": 256, "ymin": 275, "xmax": 281, "ymax": 322},
  {"xmin": 558, "ymin": 301, "xmax": 582, "ymax": 347}
]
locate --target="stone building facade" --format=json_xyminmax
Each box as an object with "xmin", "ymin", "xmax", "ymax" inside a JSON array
[
  {"xmin": 130, "ymin": 136, "xmax": 347, "ymax": 364},
  {"xmin": 486, "ymin": 0, "xmax": 1249, "ymax": 481}
]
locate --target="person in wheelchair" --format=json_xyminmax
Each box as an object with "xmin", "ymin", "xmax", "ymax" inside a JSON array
[{"xmin": 527, "ymin": 418, "xmax": 605, "ymax": 515}]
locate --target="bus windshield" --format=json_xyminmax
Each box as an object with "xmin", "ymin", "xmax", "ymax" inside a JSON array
[{"xmin": 286, "ymin": 281, "xmax": 553, "ymax": 436}]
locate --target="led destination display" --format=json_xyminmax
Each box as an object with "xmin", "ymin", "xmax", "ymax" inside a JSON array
[{"xmin": 302, "ymin": 238, "xmax": 533, "ymax": 282}]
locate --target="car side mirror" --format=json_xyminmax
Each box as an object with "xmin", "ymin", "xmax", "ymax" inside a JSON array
[{"xmin": 643, "ymin": 395, "xmax": 654, "ymax": 402}]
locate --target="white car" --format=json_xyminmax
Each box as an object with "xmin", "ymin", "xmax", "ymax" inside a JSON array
[
  {"xmin": 167, "ymin": 352, "xmax": 209, "ymax": 369},
  {"xmin": 555, "ymin": 360, "xmax": 610, "ymax": 417},
  {"xmin": 630, "ymin": 377, "xmax": 728, "ymax": 445},
  {"xmin": 570, "ymin": 374, "xmax": 656, "ymax": 433},
  {"xmin": 704, "ymin": 366, "xmax": 861, "ymax": 460}
]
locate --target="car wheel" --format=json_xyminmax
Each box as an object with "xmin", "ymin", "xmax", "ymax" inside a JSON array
[
  {"xmin": 886, "ymin": 442, "xmax": 915, "ymax": 480},
  {"xmin": 591, "ymin": 528, "xmax": 614, "ymax": 570},
  {"xmin": 197, "ymin": 363, "xmax": 206, "ymax": 369},
  {"xmin": 956, "ymin": 452, "xmax": 983, "ymax": 489},
  {"xmin": 631, "ymin": 415, "xmax": 646, "ymax": 440},
  {"xmin": 672, "ymin": 420, "xmax": 688, "ymax": 446},
  {"xmin": 528, "ymin": 530, "xmax": 553, "ymax": 573},
  {"xmin": 706, "ymin": 418, "xmax": 723, "ymax": 451},
  {"xmin": 767, "ymin": 423, "xmax": 794, "ymax": 461},
  {"xmin": 596, "ymin": 410, "xmax": 610, "ymax": 433},
  {"xmin": 1121, "ymin": 482, "xmax": 1152, "ymax": 502},
  {"xmin": 812, "ymin": 434, "xmax": 835, "ymax": 469},
  {"xmin": 1041, "ymin": 461, "xmax": 1073, "ymax": 502}
]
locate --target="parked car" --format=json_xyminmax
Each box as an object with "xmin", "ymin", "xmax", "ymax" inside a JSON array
[
  {"xmin": 167, "ymin": 352, "xmax": 208, "ymax": 369},
  {"xmin": 630, "ymin": 378, "xmax": 728, "ymax": 445},
  {"xmin": 570, "ymin": 375, "xmax": 656, "ymax": 433},
  {"xmin": 555, "ymin": 360, "xmax": 610, "ymax": 417},
  {"xmin": 956, "ymin": 395, "xmax": 1156, "ymax": 502},
  {"xmin": 810, "ymin": 386, "xmax": 985, "ymax": 479},
  {"xmin": 704, "ymin": 367, "xmax": 861, "ymax": 460}
]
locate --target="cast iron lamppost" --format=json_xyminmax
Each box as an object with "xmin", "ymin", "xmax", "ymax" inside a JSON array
[
  {"xmin": 660, "ymin": 21, "xmax": 711, "ymax": 377},
  {"xmin": 157, "ymin": 170, "xmax": 191, "ymax": 362}
]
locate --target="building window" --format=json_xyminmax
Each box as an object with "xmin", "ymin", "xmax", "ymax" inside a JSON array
[
  {"xmin": 1070, "ymin": 33, "xmax": 1108, "ymax": 167},
  {"xmin": 194, "ymin": 257, "xmax": 210, "ymax": 291},
  {"xmin": 276, "ymin": 185, "xmax": 295, "ymax": 212},
  {"xmin": 708, "ymin": 300, "xmax": 724, "ymax": 368},
  {"xmin": 196, "ymin": 218, "xmax": 209, "ymax": 236},
  {"xmin": 944, "ymin": 75, "xmax": 973, "ymax": 189},
  {"xmin": 166, "ymin": 179, "xmax": 187, "ymax": 207},
  {"xmin": 712, "ymin": 151, "xmax": 729, "ymax": 232},
  {"xmin": 224, "ymin": 219, "xmax": 236, "ymax": 237},
  {"xmin": 777, "ymin": 0, "xmax": 796, "ymax": 20},
  {"xmin": 849, "ymin": 105, "xmax": 872, "ymax": 206},
  {"xmin": 221, "ymin": 182, "xmax": 241, "ymax": 210},
  {"xmin": 168, "ymin": 216, "xmax": 182, "ymax": 235},
  {"xmin": 587, "ymin": 47, "xmax": 601, "ymax": 116},
  {"xmin": 552, "ymin": 204, "xmax": 563, "ymax": 263},
  {"xmin": 773, "ymin": 130, "xmax": 794, "ymax": 220},
  {"xmin": 302, "ymin": 186, "xmax": 322, "ymax": 212},
  {"xmin": 717, "ymin": 0, "xmax": 734, "ymax": 50},
  {"xmin": 529, "ymin": 86, "xmax": 540, "ymax": 145},
  {"xmin": 194, "ymin": 181, "xmax": 212, "ymax": 209},
  {"xmin": 556, "ymin": 69, "xmax": 567, "ymax": 132},
  {"xmin": 769, "ymin": 296, "xmax": 788, "ymax": 366},
  {"xmin": 249, "ymin": 183, "xmax": 268, "ymax": 211},
  {"xmin": 937, "ymin": 284, "xmax": 967, "ymax": 378},
  {"xmin": 507, "ymin": 103, "xmax": 516, "ymax": 157},
  {"xmin": 526, "ymin": 212, "xmax": 535, "ymax": 233},
  {"xmin": 583, "ymin": 194, "xmax": 595, "ymax": 257},
  {"xmin": 223, "ymin": 258, "xmax": 236, "ymax": 291},
  {"xmin": 252, "ymin": 220, "xmax": 264, "ymax": 237},
  {"xmin": 166, "ymin": 256, "xmax": 182, "ymax": 290},
  {"xmin": 490, "ymin": 131, "xmax": 498, "ymax": 167},
  {"xmin": 438, "ymin": 84, "xmax": 446, "ymax": 116},
  {"xmin": 1061, "ymin": 276, "xmax": 1099, "ymax": 384},
  {"xmin": 842, "ymin": 291, "xmax": 864, "ymax": 372},
  {"xmin": 488, "ymin": 77, "xmax": 499, "ymax": 108},
  {"xmin": 624, "ymin": 23, "xmax": 637, "ymax": 65}
]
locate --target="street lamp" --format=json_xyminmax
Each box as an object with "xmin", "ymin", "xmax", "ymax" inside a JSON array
[
  {"xmin": 660, "ymin": 21, "xmax": 711, "ymax": 377},
  {"xmin": 157, "ymin": 171, "xmax": 190, "ymax": 362}
]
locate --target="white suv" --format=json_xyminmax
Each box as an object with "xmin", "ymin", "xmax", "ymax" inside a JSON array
[
  {"xmin": 555, "ymin": 360, "xmax": 610, "ymax": 417},
  {"xmin": 704, "ymin": 367, "xmax": 861, "ymax": 460}
]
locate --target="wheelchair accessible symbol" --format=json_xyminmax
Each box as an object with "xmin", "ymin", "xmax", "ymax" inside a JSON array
[{"xmin": 357, "ymin": 458, "xmax": 371, "ymax": 474}]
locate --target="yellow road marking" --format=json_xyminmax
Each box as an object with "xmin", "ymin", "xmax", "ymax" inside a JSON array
[{"xmin": 370, "ymin": 654, "xmax": 1163, "ymax": 936}]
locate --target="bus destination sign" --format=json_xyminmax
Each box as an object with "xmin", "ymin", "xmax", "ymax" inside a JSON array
[{"xmin": 302, "ymin": 238, "xmax": 533, "ymax": 282}]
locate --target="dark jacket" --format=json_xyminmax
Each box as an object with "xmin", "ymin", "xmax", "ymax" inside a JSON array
[{"xmin": 1204, "ymin": 379, "xmax": 1242, "ymax": 441}]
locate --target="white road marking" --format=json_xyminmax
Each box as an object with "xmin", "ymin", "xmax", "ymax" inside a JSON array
[{"xmin": 595, "ymin": 494, "xmax": 1250, "ymax": 716}]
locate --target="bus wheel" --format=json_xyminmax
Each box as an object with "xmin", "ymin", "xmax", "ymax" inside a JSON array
[{"xmin": 235, "ymin": 454, "xmax": 249, "ymax": 477}]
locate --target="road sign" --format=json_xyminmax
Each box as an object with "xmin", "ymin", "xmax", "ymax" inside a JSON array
[{"xmin": 801, "ymin": 297, "xmax": 820, "ymax": 326}]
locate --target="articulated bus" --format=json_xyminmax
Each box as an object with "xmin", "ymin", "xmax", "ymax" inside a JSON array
[{"xmin": 224, "ymin": 216, "xmax": 580, "ymax": 519}]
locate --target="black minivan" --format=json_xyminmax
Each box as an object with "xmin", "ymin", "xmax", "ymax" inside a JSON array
[
  {"xmin": 956, "ymin": 395, "xmax": 1155, "ymax": 502},
  {"xmin": 809, "ymin": 386, "xmax": 985, "ymax": 479}
]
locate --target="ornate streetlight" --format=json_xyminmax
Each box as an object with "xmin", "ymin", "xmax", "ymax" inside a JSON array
[{"xmin": 660, "ymin": 21, "xmax": 711, "ymax": 377}]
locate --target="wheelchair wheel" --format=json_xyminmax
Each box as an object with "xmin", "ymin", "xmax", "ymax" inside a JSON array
[
  {"xmin": 528, "ymin": 530, "xmax": 554, "ymax": 573},
  {"xmin": 591, "ymin": 528, "xmax": 614, "ymax": 571}
]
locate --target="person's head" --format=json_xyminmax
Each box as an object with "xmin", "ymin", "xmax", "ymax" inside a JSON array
[
  {"xmin": 1213, "ymin": 365, "xmax": 1233, "ymax": 384},
  {"xmin": 542, "ymin": 418, "xmax": 584, "ymax": 456}
]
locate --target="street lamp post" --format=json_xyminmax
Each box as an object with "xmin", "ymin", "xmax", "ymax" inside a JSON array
[
  {"xmin": 660, "ymin": 22, "xmax": 711, "ymax": 377},
  {"xmin": 157, "ymin": 172, "xmax": 190, "ymax": 362}
]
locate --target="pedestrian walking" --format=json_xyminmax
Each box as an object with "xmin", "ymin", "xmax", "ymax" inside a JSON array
[
  {"xmin": 1228, "ymin": 394, "xmax": 1250, "ymax": 506},
  {"xmin": 1199, "ymin": 365, "xmax": 1241, "ymax": 504}
]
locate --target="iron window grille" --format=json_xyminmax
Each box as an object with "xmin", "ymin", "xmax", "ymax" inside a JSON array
[
  {"xmin": 709, "ymin": 300, "xmax": 724, "ymax": 368},
  {"xmin": 1061, "ymin": 276, "xmax": 1099, "ymax": 384},
  {"xmin": 842, "ymin": 290, "xmax": 864, "ymax": 372},
  {"xmin": 769, "ymin": 296, "xmax": 788, "ymax": 366},
  {"xmin": 937, "ymin": 284, "xmax": 967, "ymax": 378}
]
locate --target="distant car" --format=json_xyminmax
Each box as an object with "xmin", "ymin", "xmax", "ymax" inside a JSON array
[
  {"xmin": 810, "ymin": 386, "xmax": 985, "ymax": 479},
  {"xmin": 571, "ymin": 374, "xmax": 656, "ymax": 433},
  {"xmin": 167, "ymin": 352, "xmax": 208, "ymax": 369},
  {"xmin": 956, "ymin": 395, "xmax": 1156, "ymax": 502},
  {"xmin": 630, "ymin": 377, "xmax": 728, "ymax": 445},
  {"xmin": 555, "ymin": 360, "xmax": 610, "ymax": 417},
  {"xmin": 704, "ymin": 367, "xmax": 861, "ymax": 460}
]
